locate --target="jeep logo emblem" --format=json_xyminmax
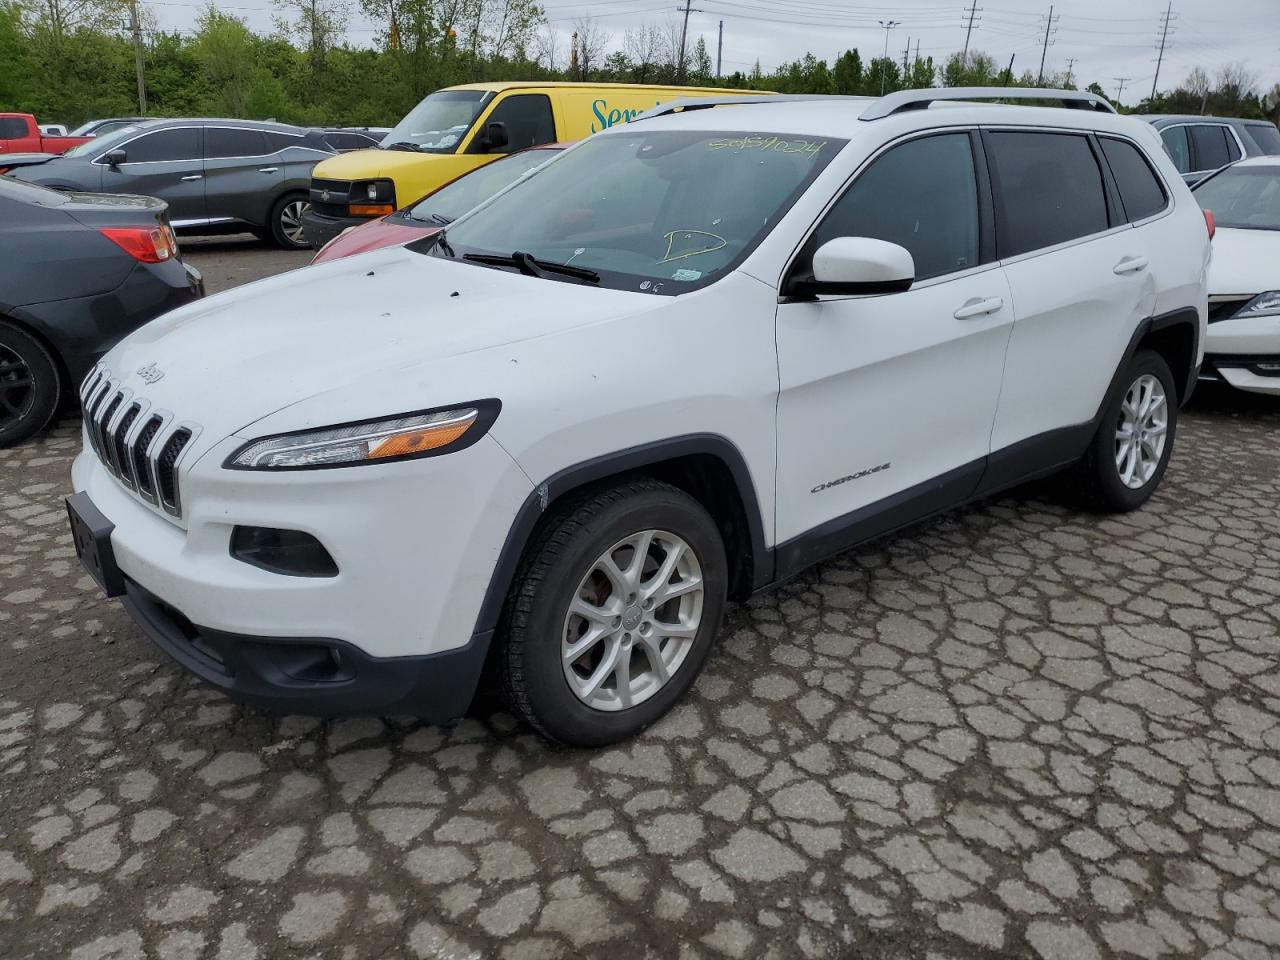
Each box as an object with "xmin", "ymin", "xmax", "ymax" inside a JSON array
[{"xmin": 136, "ymin": 362, "xmax": 165, "ymax": 385}]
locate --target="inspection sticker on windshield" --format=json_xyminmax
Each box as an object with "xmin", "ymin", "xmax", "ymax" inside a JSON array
[
  {"xmin": 707, "ymin": 135, "xmax": 827, "ymax": 158},
  {"xmin": 671, "ymin": 268, "xmax": 702, "ymax": 281}
]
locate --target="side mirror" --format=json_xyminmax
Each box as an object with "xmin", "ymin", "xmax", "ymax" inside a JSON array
[
  {"xmin": 792, "ymin": 237, "xmax": 915, "ymax": 298},
  {"xmin": 483, "ymin": 121, "xmax": 509, "ymax": 153},
  {"xmin": 103, "ymin": 148, "xmax": 127, "ymax": 167}
]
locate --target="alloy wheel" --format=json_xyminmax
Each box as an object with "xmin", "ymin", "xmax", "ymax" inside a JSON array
[
  {"xmin": 561, "ymin": 529, "xmax": 704, "ymax": 712},
  {"xmin": 0, "ymin": 344, "xmax": 34, "ymax": 430},
  {"xmin": 280, "ymin": 200, "xmax": 310, "ymax": 245},
  {"xmin": 1114, "ymin": 373, "xmax": 1168, "ymax": 489}
]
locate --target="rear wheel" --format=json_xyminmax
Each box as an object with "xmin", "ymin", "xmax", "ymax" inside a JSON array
[
  {"xmin": 1073, "ymin": 348, "xmax": 1177, "ymax": 512},
  {"xmin": 501, "ymin": 479, "xmax": 727, "ymax": 747},
  {"xmin": 270, "ymin": 193, "xmax": 311, "ymax": 249},
  {"xmin": 0, "ymin": 321, "xmax": 61, "ymax": 447}
]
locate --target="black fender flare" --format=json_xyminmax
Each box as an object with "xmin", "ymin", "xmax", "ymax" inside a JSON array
[
  {"xmin": 1097, "ymin": 306, "xmax": 1201, "ymax": 419},
  {"xmin": 470, "ymin": 433, "xmax": 772, "ymax": 640}
]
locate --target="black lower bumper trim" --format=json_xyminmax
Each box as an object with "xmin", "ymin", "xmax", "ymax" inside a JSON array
[
  {"xmin": 301, "ymin": 209, "xmax": 371, "ymax": 250},
  {"xmin": 120, "ymin": 578, "xmax": 489, "ymax": 720},
  {"xmin": 1205, "ymin": 354, "xmax": 1280, "ymax": 378}
]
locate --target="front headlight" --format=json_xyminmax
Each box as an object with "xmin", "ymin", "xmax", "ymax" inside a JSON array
[
  {"xmin": 1235, "ymin": 291, "xmax": 1280, "ymax": 319},
  {"xmin": 349, "ymin": 178, "xmax": 397, "ymax": 216},
  {"xmin": 227, "ymin": 402, "xmax": 498, "ymax": 470}
]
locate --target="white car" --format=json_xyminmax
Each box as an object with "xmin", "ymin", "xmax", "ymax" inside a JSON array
[
  {"xmin": 1191, "ymin": 156, "xmax": 1280, "ymax": 395},
  {"xmin": 67, "ymin": 88, "xmax": 1210, "ymax": 746}
]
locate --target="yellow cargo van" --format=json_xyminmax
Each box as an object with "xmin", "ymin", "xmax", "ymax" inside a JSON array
[{"xmin": 300, "ymin": 81, "xmax": 771, "ymax": 248}]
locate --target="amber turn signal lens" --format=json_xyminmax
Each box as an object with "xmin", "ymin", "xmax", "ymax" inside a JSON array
[
  {"xmin": 350, "ymin": 203, "xmax": 394, "ymax": 217},
  {"xmin": 368, "ymin": 412, "xmax": 477, "ymax": 459}
]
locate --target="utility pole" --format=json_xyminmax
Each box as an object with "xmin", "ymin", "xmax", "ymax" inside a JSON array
[
  {"xmin": 1002, "ymin": 53, "xmax": 1015, "ymax": 86},
  {"xmin": 1151, "ymin": 2, "xmax": 1175, "ymax": 100},
  {"xmin": 1064, "ymin": 57, "xmax": 1076, "ymax": 86},
  {"xmin": 675, "ymin": 0, "xmax": 703, "ymax": 82},
  {"xmin": 902, "ymin": 38, "xmax": 909, "ymax": 74},
  {"xmin": 1036, "ymin": 4, "xmax": 1057, "ymax": 85},
  {"xmin": 961, "ymin": 5, "xmax": 981, "ymax": 65},
  {"xmin": 129, "ymin": 0, "xmax": 146, "ymax": 114},
  {"xmin": 716, "ymin": 19, "xmax": 722, "ymax": 78},
  {"xmin": 878, "ymin": 19, "xmax": 899, "ymax": 95},
  {"xmin": 1114, "ymin": 76, "xmax": 1132, "ymax": 104}
]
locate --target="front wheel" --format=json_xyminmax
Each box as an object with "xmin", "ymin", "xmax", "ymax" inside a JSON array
[
  {"xmin": 269, "ymin": 194, "xmax": 311, "ymax": 249},
  {"xmin": 501, "ymin": 479, "xmax": 728, "ymax": 747},
  {"xmin": 1073, "ymin": 348, "xmax": 1177, "ymax": 512}
]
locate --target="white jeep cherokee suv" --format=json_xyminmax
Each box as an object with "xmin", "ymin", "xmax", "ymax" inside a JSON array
[{"xmin": 67, "ymin": 89, "xmax": 1211, "ymax": 746}]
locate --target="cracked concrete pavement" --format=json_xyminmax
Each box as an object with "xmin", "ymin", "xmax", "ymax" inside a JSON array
[{"xmin": 3, "ymin": 239, "xmax": 1280, "ymax": 959}]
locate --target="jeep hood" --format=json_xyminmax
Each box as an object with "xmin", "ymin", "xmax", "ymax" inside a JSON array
[{"xmin": 97, "ymin": 244, "xmax": 660, "ymax": 445}]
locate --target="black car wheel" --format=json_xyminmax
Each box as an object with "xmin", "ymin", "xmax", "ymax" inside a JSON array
[
  {"xmin": 0, "ymin": 321, "xmax": 61, "ymax": 447},
  {"xmin": 270, "ymin": 194, "xmax": 312, "ymax": 250}
]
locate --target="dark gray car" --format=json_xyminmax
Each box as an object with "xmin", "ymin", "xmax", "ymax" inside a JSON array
[
  {"xmin": 1140, "ymin": 115, "xmax": 1280, "ymax": 185},
  {"xmin": 6, "ymin": 119, "xmax": 336, "ymax": 249}
]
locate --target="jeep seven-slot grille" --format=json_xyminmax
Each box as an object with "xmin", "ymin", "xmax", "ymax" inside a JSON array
[{"xmin": 79, "ymin": 370, "xmax": 198, "ymax": 518}]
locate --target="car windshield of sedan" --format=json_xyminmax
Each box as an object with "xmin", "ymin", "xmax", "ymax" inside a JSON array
[
  {"xmin": 380, "ymin": 90, "xmax": 489, "ymax": 153},
  {"xmin": 62, "ymin": 124, "xmax": 144, "ymax": 158},
  {"xmin": 405, "ymin": 148, "xmax": 561, "ymax": 225},
  {"xmin": 427, "ymin": 129, "xmax": 844, "ymax": 293},
  {"xmin": 1194, "ymin": 166, "xmax": 1280, "ymax": 230}
]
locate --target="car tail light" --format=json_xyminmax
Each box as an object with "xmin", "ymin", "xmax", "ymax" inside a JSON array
[
  {"xmin": 99, "ymin": 225, "xmax": 178, "ymax": 263},
  {"xmin": 1203, "ymin": 209, "xmax": 1216, "ymax": 240}
]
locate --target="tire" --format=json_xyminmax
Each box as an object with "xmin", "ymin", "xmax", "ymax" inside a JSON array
[
  {"xmin": 501, "ymin": 479, "xmax": 728, "ymax": 747},
  {"xmin": 1072, "ymin": 348, "xmax": 1177, "ymax": 513},
  {"xmin": 0, "ymin": 321, "xmax": 61, "ymax": 448},
  {"xmin": 269, "ymin": 193, "xmax": 311, "ymax": 249}
]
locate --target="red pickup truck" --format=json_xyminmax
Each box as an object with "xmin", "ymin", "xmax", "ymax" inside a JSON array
[{"xmin": 0, "ymin": 113, "xmax": 92, "ymax": 154}]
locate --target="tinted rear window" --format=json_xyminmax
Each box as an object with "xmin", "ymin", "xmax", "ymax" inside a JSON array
[
  {"xmin": 206, "ymin": 127, "xmax": 271, "ymax": 158},
  {"xmin": 1100, "ymin": 138, "xmax": 1167, "ymax": 222},
  {"xmin": 1190, "ymin": 125, "xmax": 1234, "ymax": 171},
  {"xmin": 987, "ymin": 131, "xmax": 1109, "ymax": 258},
  {"xmin": 1244, "ymin": 123, "xmax": 1280, "ymax": 155}
]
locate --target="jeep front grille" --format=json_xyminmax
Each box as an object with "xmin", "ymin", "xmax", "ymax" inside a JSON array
[{"xmin": 79, "ymin": 369, "xmax": 200, "ymax": 518}]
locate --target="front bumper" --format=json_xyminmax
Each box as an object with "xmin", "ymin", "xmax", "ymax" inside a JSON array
[{"xmin": 301, "ymin": 209, "xmax": 373, "ymax": 250}]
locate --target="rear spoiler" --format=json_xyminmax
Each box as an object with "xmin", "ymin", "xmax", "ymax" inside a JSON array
[{"xmin": 0, "ymin": 152, "xmax": 59, "ymax": 172}]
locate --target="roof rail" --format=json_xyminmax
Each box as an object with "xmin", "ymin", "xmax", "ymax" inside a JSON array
[
  {"xmin": 633, "ymin": 94, "xmax": 866, "ymax": 122},
  {"xmin": 860, "ymin": 87, "xmax": 1116, "ymax": 120}
]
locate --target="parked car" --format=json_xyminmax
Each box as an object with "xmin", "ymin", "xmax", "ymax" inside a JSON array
[
  {"xmin": 1141, "ymin": 114, "xmax": 1280, "ymax": 185},
  {"xmin": 0, "ymin": 113, "xmax": 92, "ymax": 155},
  {"xmin": 321, "ymin": 128, "xmax": 387, "ymax": 152},
  {"xmin": 1191, "ymin": 157, "xmax": 1280, "ymax": 395},
  {"xmin": 0, "ymin": 177, "xmax": 203, "ymax": 445},
  {"xmin": 6, "ymin": 119, "xmax": 336, "ymax": 249},
  {"xmin": 39, "ymin": 124, "xmax": 69, "ymax": 137},
  {"xmin": 302, "ymin": 82, "xmax": 773, "ymax": 245},
  {"xmin": 67, "ymin": 88, "xmax": 1209, "ymax": 745},
  {"xmin": 70, "ymin": 117, "xmax": 150, "ymax": 138},
  {"xmin": 311, "ymin": 143, "xmax": 565, "ymax": 260}
]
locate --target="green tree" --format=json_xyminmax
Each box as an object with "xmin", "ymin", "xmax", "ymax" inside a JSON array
[{"xmin": 832, "ymin": 49, "xmax": 862, "ymax": 95}]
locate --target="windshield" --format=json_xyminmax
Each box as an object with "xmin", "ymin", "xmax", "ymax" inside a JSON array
[
  {"xmin": 1194, "ymin": 166, "xmax": 1280, "ymax": 230},
  {"xmin": 63, "ymin": 124, "xmax": 144, "ymax": 158},
  {"xmin": 406, "ymin": 148, "xmax": 561, "ymax": 224},
  {"xmin": 429, "ymin": 129, "xmax": 843, "ymax": 293},
  {"xmin": 381, "ymin": 90, "xmax": 490, "ymax": 154}
]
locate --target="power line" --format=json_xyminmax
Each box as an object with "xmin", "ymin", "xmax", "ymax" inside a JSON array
[{"xmin": 961, "ymin": 4, "xmax": 980, "ymax": 63}]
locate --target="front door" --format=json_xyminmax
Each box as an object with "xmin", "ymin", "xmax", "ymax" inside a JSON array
[
  {"xmin": 775, "ymin": 132, "xmax": 1012, "ymax": 560},
  {"xmin": 101, "ymin": 126, "xmax": 205, "ymax": 224},
  {"xmin": 202, "ymin": 126, "xmax": 281, "ymax": 225}
]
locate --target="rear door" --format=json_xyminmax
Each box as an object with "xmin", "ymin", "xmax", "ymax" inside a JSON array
[
  {"xmin": 202, "ymin": 126, "xmax": 281, "ymax": 226},
  {"xmin": 774, "ymin": 131, "xmax": 1013, "ymax": 550},
  {"xmin": 101, "ymin": 126, "xmax": 205, "ymax": 224},
  {"xmin": 987, "ymin": 128, "xmax": 1159, "ymax": 452}
]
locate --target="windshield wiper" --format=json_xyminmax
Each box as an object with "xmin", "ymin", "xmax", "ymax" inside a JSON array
[
  {"xmin": 384, "ymin": 141, "xmax": 421, "ymax": 152},
  {"xmin": 434, "ymin": 231, "xmax": 456, "ymax": 257},
  {"xmin": 428, "ymin": 212, "xmax": 453, "ymax": 225},
  {"xmin": 463, "ymin": 251, "xmax": 599, "ymax": 284}
]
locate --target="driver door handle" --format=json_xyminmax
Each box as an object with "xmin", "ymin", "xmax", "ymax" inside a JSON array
[
  {"xmin": 1114, "ymin": 256, "xmax": 1149, "ymax": 275},
  {"xmin": 953, "ymin": 296, "xmax": 1004, "ymax": 320},
  {"xmin": 258, "ymin": 166, "xmax": 279, "ymax": 173},
  {"xmin": 179, "ymin": 174, "xmax": 203, "ymax": 181}
]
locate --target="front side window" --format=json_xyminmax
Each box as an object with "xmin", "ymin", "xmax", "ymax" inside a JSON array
[
  {"xmin": 121, "ymin": 128, "xmax": 201, "ymax": 163},
  {"xmin": 382, "ymin": 90, "xmax": 490, "ymax": 154},
  {"xmin": 987, "ymin": 131, "xmax": 1109, "ymax": 258},
  {"xmin": 1190, "ymin": 125, "xmax": 1234, "ymax": 171},
  {"xmin": 1193, "ymin": 166, "xmax": 1280, "ymax": 230},
  {"xmin": 808, "ymin": 133, "xmax": 979, "ymax": 282},
  {"xmin": 70, "ymin": 125, "xmax": 143, "ymax": 158},
  {"xmin": 1100, "ymin": 138, "xmax": 1168, "ymax": 222},
  {"xmin": 430, "ymin": 130, "xmax": 843, "ymax": 294},
  {"xmin": 0, "ymin": 117, "xmax": 28, "ymax": 139},
  {"xmin": 406, "ymin": 148, "xmax": 560, "ymax": 225},
  {"xmin": 205, "ymin": 127, "xmax": 270, "ymax": 158},
  {"xmin": 469, "ymin": 94, "xmax": 556, "ymax": 154},
  {"xmin": 1160, "ymin": 126, "xmax": 1190, "ymax": 173}
]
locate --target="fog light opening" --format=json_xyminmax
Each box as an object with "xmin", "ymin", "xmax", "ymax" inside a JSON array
[{"xmin": 230, "ymin": 526, "xmax": 339, "ymax": 578}]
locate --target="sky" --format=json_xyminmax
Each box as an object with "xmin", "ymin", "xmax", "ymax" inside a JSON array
[{"xmin": 146, "ymin": 0, "xmax": 1280, "ymax": 109}]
